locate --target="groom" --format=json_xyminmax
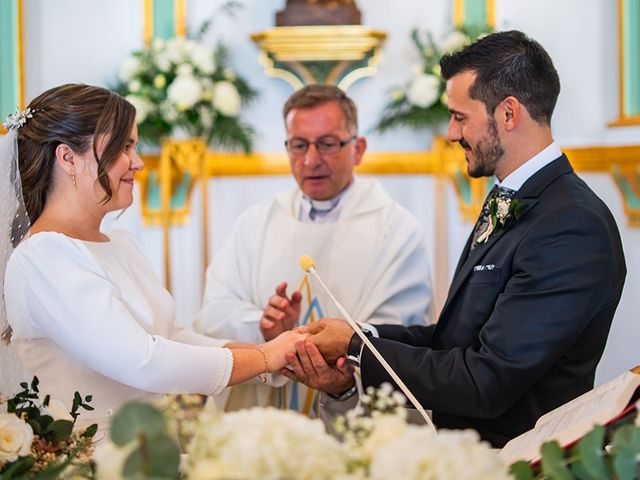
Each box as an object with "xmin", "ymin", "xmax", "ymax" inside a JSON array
[{"xmin": 283, "ymin": 30, "xmax": 627, "ymax": 447}]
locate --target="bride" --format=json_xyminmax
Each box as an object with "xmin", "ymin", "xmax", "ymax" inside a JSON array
[{"xmin": 0, "ymin": 83, "xmax": 305, "ymax": 428}]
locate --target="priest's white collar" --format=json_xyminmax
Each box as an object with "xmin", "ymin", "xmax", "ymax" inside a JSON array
[{"xmin": 298, "ymin": 180, "xmax": 355, "ymax": 223}]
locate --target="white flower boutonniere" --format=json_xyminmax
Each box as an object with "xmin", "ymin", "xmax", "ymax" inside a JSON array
[{"xmin": 477, "ymin": 197, "xmax": 526, "ymax": 244}]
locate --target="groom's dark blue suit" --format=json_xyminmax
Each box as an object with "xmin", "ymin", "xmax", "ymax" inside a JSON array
[{"xmin": 361, "ymin": 155, "xmax": 627, "ymax": 447}]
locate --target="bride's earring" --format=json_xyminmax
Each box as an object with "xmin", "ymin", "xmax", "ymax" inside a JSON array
[{"xmin": 64, "ymin": 166, "xmax": 77, "ymax": 189}]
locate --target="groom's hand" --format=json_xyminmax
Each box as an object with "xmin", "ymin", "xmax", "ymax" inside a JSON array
[
  {"xmin": 281, "ymin": 340, "xmax": 354, "ymax": 396},
  {"xmin": 298, "ymin": 318, "xmax": 353, "ymax": 365}
]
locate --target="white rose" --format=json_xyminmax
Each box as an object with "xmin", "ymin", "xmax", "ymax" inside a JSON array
[
  {"xmin": 191, "ymin": 45, "xmax": 216, "ymax": 74},
  {"xmin": 166, "ymin": 37, "xmax": 187, "ymax": 64},
  {"xmin": 119, "ymin": 56, "xmax": 140, "ymax": 81},
  {"xmin": 0, "ymin": 413, "xmax": 33, "ymax": 462},
  {"xmin": 167, "ymin": 75, "xmax": 203, "ymax": 111},
  {"xmin": 406, "ymin": 73, "xmax": 441, "ymax": 108},
  {"xmin": 45, "ymin": 399, "xmax": 73, "ymax": 421},
  {"xmin": 176, "ymin": 63, "xmax": 194, "ymax": 76},
  {"xmin": 94, "ymin": 440, "xmax": 136, "ymax": 480},
  {"xmin": 496, "ymin": 199, "xmax": 510, "ymax": 221},
  {"xmin": 126, "ymin": 95, "xmax": 156, "ymax": 124},
  {"xmin": 128, "ymin": 79, "xmax": 142, "ymax": 93},
  {"xmin": 152, "ymin": 38, "xmax": 165, "ymax": 51},
  {"xmin": 183, "ymin": 38, "xmax": 197, "ymax": 57},
  {"xmin": 440, "ymin": 30, "xmax": 470, "ymax": 54},
  {"xmin": 211, "ymin": 81, "xmax": 241, "ymax": 117},
  {"xmin": 160, "ymin": 102, "xmax": 180, "ymax": 122},
  {"xmin": 155, "ymin": 52, "xmax": 171, "ymax": 72}
]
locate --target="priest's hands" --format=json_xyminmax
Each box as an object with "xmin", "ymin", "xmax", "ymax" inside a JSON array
[
  {"xmin": 281, "ymin": 339, "xmax": 355, "ymax": 396},
  {"xmin": 260, "ymin": 282, "xmax": 302, "ymax": 341}
]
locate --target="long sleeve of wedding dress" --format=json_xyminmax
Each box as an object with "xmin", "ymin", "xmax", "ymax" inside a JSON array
[{"xmin": 4, "ymin": 230, "xmax": 233, "ymax": 420}]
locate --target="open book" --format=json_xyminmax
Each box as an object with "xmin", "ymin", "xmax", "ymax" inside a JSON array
[{"xmin": 499, "ymin": 367, "xmax": 640, "ymax": 465}]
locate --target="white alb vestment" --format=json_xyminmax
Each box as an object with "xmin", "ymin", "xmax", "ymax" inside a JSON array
[
  {"xmin": 5, "ymin": 231, "xmax": 232, "ymax": 430},
  {"xmin": 195, "ymin": 177, "xmax": 432, "ymax": 412}
]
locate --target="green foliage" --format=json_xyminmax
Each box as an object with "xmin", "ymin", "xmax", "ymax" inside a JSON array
[
  {"xmin": 111, "ymin": 402, "xmax": 167, "ymax": 447},
  {"xmin": 112, "ymin": 21, "xmax": 257, "ymax": 152},
  {"xmin": 373, "ymin": 26, "xmax": 491, "ymax": 135},
  {"xmin": 0, "ymin": 377, "xmax": 96, "ymax": 479},
  {"xmin": 509, "ymin": 418, "xmax": 640, "ymax": 480},
  {"xmin": 611, "ymin": 424, "xmax": 640, "ymax": 480},
  {"xmin": 109, "ymin": 402, "xmax": 181, "ymax": 479},
  {"xmin": 122, "ymin": 434, "xmax": 181, "ymax": 479}
]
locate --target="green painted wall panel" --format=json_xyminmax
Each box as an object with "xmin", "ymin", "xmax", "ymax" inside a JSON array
[
  {"xmin": 623, "ymin": 0, "xmax": 640, "ymax": 115},
  {"xmin": 0, "ymin": 0, "xmax": 19, "ymax": 119},
  {"xmin": 153, "ymin": 0, "xmax": 175, "ymax": 40},
  {"xmin": 464, "ymin": 0, "xmax": 487, "ymax": 28}
]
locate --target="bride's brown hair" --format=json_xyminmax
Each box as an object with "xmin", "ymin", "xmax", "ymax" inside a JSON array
[{"xmin": 17, "ymin": 84, "xmax": 136, "ymax": 222}]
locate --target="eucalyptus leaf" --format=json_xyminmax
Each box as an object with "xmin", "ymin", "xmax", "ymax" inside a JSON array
[
  {"xmin": 611, "ymin": 424, "xmax": 640, "ymax": 480},
  {"xmin": 541, "ymin": 441, "xmax": 574, "ymax": 480},
  {"xmin": 27, "ymin": 418, "xmax": 42, "ymax": 435},
  {"xmin": 82, "ymin": 422, "xmax": 98, "ymax": 438},
  {"xmin": 110, "ymin": 402, "xmax": 166, "ymax": 447},
  {"xmin": 573, "ymin": 425, "xmax": 610, "ymax": 479},
  {"xmin": 509, "ymin": 460, "xmax": 536, "ymax": 480},
  {"xmin": 122, "ymin": 433, "xmax": 181, "ymax": 478},
  {"xmin": 44, "ymin": 419, "xmax": 74, "ymax": 443}
]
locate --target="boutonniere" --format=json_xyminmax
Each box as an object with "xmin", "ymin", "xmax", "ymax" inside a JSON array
[{"xmin": 476, "ymin": 197, "xmax": 526, "ymax": 244}]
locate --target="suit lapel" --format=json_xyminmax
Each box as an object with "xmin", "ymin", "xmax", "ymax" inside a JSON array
[{"xmin": 439, "ymin": 155, "xmax": 572, "ymax": 320}]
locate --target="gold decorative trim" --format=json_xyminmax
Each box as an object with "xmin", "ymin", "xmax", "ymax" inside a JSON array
[
  {"xmin": 250, "ymin": 25, "xmax": 387, "ymax": 90},
  {"xmin": 141, "ymin": 143, "xmax": 640, "ymax": 177},
  {"xmin": 453, "ymin": 0, "xmax": 464, "ymax": 27},
  {"xmin": 486, "ymin": 0, "xmax": 495, "ymax": 28},
  {"xmin": 140, "ymin": 142, "xmax": 640, "ymax": 227},
  {"xmin": 143, "ymin": 0, "xmax": 153, "ymax": 46},
  {"xmin": 251, "ymin": 26, "xmax": 386, "ymax": 62},
  {"xmin": 608, "ymin": 115, "xmax": 640, "ymax": 127},
  {"xmin": 0, "ymin": 0, "xmax": 24, "ymax": 135},
  {"xmin": 611, "ymin": 0, "xmax": 640, "ymax": 126},
  {"xmin": 175, "ymin": 0, "xmax": 186, "ymax": 37}
]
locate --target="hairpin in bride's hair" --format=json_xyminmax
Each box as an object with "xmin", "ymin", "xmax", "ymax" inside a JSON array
[{"xmin": 3, "ymin": 107, "xmax": 34, "ymax": 131}]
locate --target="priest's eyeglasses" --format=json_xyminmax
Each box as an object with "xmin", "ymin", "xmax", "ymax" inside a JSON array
[{"xmin": 285, "ymin": 135, "xmax": 357, "ymax": 155}]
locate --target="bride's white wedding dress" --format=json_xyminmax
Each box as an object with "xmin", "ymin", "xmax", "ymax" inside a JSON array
[{"xmin": 4, "ymin": 230, "xmax": 233, "ymax": 431}]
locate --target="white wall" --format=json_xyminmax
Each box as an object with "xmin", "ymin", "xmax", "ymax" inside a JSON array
[{"xmin": 22, "ymin": 0, "xmax": 640, "ymax": 384}]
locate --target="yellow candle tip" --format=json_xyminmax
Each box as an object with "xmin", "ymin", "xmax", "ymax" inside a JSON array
[{"xmin": 299, "ymin": 255, "xmax": 316, "ymax": 273}]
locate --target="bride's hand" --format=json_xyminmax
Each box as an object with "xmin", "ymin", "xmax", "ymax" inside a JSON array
[{"xmin": 261, "ymin": 330, "xmax": 309, "ymax": 371}]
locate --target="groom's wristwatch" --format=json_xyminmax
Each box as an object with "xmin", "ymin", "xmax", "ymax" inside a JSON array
[{"xmin": 346, "ymin": 330, "xmax": 372, "ymax": 367}]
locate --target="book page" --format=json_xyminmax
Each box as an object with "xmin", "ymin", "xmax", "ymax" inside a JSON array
[{"xmin": 499, "ymin": 370, "xmax": 640, "ymax": 465}]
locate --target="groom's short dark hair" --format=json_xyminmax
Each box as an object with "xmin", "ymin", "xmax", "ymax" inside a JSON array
[{"xmin": 440, "ymin": 30, "xmax": 560, "ymax": 125}]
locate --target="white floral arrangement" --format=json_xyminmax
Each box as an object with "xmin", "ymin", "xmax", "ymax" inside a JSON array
[
  {"xmin": 94, "ymin": 384, "xmax": 513, "ymax": 479},
  {"xmin": 374, "ymin": 26, "xmax": 491, "ymax": 134},
  {"xmin": 187, "ymin": 407, "xmax": 349, "ymax": 479},
  {"xmin": 0, "ymin": 377, "xmax": 96, "ymax": 478},
  {"xmin": 336, "ymin": 384, "xmax": 512, "ymax": 479},
  {"xmin": 114, "ymin": 35, "xmax": 257, "ymax": 152}
]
